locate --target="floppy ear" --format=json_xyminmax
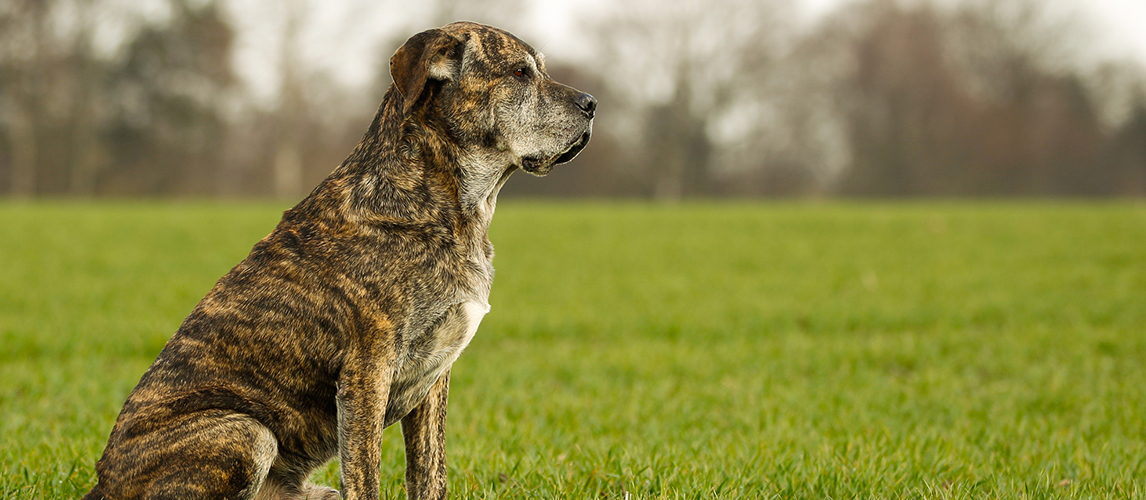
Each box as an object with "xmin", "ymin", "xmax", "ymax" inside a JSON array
[{"xmin": 389, "ymin": 28, "xmax": 462, "ymax": 116}]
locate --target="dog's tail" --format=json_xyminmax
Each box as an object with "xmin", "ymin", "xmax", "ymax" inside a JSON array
[{"xmin": 80, "ymin": 483, "xmax": 106, "ymax": 500}]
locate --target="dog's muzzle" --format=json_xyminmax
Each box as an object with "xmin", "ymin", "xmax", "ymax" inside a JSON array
[
  {"xmin": 555, "ymin": 93, "xmax": 595, "ymax": 164},
  {"xmin": 556, "ymin": 131, "xmax": 591, "ymax": 164},
  {"xmin": 521, "ymin": 92, "xmax": 595, "ymax": 174},
  {"xmin": 522, "ymin": 129, "xmax": 591, "ymax": 174}
]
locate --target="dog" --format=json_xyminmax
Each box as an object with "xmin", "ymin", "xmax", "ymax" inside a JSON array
[{"xmin": 82, "ymin": 21, "xmax": 594, "ymax": 500}]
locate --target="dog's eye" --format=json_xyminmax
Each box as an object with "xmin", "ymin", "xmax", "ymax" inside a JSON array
[{"xmin": 513, "ymin": 67, "xmax": 528, "ymax": 79}]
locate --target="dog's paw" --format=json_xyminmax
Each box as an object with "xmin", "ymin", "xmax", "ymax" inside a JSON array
[{"xmin": 300, "ymin": 484, "xmax": 340, "ymax": 500}]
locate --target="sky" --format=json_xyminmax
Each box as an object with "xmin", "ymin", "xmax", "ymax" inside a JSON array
[
  {"xmin": 225, "ymin": 0, "xmax": 1146, "ymax": 106},
  {"xmin": 799, "ymin": 0, "xmax": 1146, "ymax": 62},
  {"xmin": 1052, "ymin": 0, "xmax": 1146, "ymax": 63}
]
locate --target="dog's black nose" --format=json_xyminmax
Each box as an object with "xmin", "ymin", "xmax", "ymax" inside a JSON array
[{"xmin": 576, "ymin": 93, "xmax": 597, "ymax": 117}]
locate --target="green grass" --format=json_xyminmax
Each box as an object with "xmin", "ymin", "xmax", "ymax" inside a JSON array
[{"xmin": 2, "ymin": 200, "xmax": 1146, "ymax": 499}]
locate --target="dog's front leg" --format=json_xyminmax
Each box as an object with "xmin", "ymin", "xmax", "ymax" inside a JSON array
[
  {"xmin": 401, "ymin": 368, "xmax": 450, "ymax": 500},
  {"xmin": 337, "ymin": 349, "xmax": 396, "ymax": 500}
]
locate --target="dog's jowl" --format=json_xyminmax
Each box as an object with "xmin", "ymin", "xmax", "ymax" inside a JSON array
[{"xmin": 83, "ymin": 22, "xmax": 594, "ymax": 500}]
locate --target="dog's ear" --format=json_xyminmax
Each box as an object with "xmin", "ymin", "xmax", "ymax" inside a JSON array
[{"xmin": 390, "ymin": 28, "xmax": 462, "ymax": 116}]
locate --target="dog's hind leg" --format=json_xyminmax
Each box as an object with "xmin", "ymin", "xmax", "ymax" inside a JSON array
[
  {"xmin": 106, "ymin": 410, "xmax": 279, "ymax": 499},
  {"xmin": 143, "ymin": 410, "xmax": 275, "ymax": 499}
]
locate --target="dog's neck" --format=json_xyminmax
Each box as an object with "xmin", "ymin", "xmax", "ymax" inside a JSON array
[
  {"xmin": 457, "ymin": 151, "xmax": 517, "ymax": 228},
  {"xmin": 301, "ymin": 88, "xmax": 515, "ymax": 240}
]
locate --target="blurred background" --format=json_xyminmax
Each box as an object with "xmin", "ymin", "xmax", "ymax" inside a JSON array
[{"xmin": 1, "ymin": 0, "xmax": 1144, "ymax": 200}]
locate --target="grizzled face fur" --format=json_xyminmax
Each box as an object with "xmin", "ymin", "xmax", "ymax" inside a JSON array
[{"xmin": 390, "ymin": 22, "xmax": 595, "ymax": 176}]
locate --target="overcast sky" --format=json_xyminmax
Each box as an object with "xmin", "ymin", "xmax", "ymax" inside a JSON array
[
  {"xmin": 801, "ymin": 0, "xmax": 1146, "ymax": 61},
  {"xmin": 225, "ymin": 0, "xmax": 1146, "ymax": 105}
]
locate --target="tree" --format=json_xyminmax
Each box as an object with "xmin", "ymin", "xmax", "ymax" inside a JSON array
[
  {"xmin": 1104, "ymin": 94, "xmax": 1146, "ymax": 195},
  {"xmin": 0, "ymin": 0, "xmax": 106, "ymax": 196},
  {"xmin": 813, "ymin": 0, "xmax": 1117, "ymax": 196},
  {"xmin": 833, "ymin": 0, "xmax": 973, "ymax": 196},
  {"xmin": 0, "ymin": 0, "xmax": 237, "ymax": 197},
  {"xmin": 102, "ymin": 0, "xmax": 235, "ymax": 196},
  {"xmin": 943, "ymin": 0, "xmax": 1110, "ymax": 195},
  {"xmin": 584, "ymin": 0, "xmax": 797, "ymax": 200},
  {"xmin": 0, "ymin": 0, "xmax": 47, "ymax": 196}
]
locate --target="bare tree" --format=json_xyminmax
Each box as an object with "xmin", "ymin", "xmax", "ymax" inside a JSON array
[
  {"xmin": 584, "ymin": 0, "xmax": 797, "ymax": 200},
  {"xmin": 832, "ymin": 0, "xmax": 977, "ymax": 195},
  {"xmin": 0, "ymin": 0, "xmax": 236, "ymax": 196},
  {"xmin": 271, "ymin": 0, "xmax": 308, "ymax": 199},
  {"xmin": 0, "ymin": 0, "xmax": 128, "ymax": 197},
  {"xmin": 1102, "ymin": 81, "xmax": 1146, "ymax": 194},
  {"xmin": 789, "ymin": 0, "xmax": 1124, "ymax": 196},
  {"xmin": 1, "ymin": 0, "xmax": 55, "ymax": 196},
  {"xmin": 103, "ymin": 0, "xmax": 235, "ymax": 195}
]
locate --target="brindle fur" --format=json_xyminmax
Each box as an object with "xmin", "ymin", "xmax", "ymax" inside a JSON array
[{"xmin": 82, "ymin": 22, "xmax": 594, "ymax": 500}]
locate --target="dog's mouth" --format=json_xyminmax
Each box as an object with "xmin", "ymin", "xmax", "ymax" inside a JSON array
[
  {"xmin": 555, "ymin": 131, "xmax": 591, "ymax": 164},
  {"xmin": 522, "ymin": 131, "xmax": 592, "ymax": 175}
]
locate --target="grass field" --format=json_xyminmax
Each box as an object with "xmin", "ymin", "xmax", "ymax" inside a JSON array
[{"xmin": 2, "ymin": 201, "xmax": 1145, "ymax": 499}]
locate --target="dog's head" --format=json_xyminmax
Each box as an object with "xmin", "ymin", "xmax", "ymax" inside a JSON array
[{"xmin": 389, "ymin": 22, "xmax": 595, "ymax": 177}]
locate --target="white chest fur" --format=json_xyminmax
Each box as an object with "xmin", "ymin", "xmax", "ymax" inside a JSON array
[
  {"xmin": 445, "ymin": 300, "xmax": 489, "ymax": 363},
  {"xmin": 384, "ymin": 299, "xmax": 490, "ymax": 425}
]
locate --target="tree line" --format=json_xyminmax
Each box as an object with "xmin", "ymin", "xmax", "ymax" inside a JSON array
[{"xmin": 2, "ymin": 0, "xmax": 1145, "ymax": 199}]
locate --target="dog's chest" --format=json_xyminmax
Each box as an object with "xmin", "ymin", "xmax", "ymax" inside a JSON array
[
  {"xmin": 385, "ymin": 297, "xmax": 489, "ymax": 424},
  {"xmin": 425, "ymin": 299, "xmax": 488, "ymax": 366}
]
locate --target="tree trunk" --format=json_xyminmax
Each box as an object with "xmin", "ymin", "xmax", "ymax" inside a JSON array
[{"xmin": 8, "ymin": 105, "xmax": 37, "ymax": 197}]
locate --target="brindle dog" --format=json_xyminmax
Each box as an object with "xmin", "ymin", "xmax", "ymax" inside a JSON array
[{"xmin": 82, "ymin": 22, "xmax": 594, "ymax": 500}]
